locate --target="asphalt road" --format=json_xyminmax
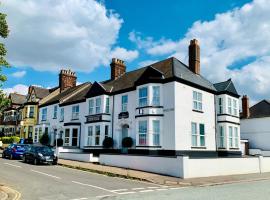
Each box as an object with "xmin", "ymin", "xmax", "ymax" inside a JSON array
[{"xmin": 1, "ymin": 156, "xmax": 270, "ymax": 200}]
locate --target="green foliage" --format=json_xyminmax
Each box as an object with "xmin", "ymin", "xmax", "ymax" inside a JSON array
[
  {"xmin": 0, "ymin": 136, "xmax": 20, "ymax": 144},
  {"xmin": 122, "ymin": 137, "xmax": 133, "ymax": 148},
  {"xmin": 0, "ymin": 91, "xmax": 10, "ymax": 115},
  {"xmin": 102, "ymin": 137, "xmax": 114, "ymax": 148},
  {"xmin": 39, "ymin": 133, "xmax": 50, "ymax": 145}
]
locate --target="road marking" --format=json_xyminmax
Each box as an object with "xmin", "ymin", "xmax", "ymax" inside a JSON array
[
  {"xmin": 31, "ymin": 170, "xmax": 61, "ymax": 179},
  {"xmin": 96, "ymin": 195, "xmax": 114, "ymax": 198},
  {"xmin": 4, "ymin": 163, "xmax": 22, "ymax": 168},
  {"xmin": 70, "ymin": 198, "xmax": 88, "ymax": 200},
  {"xmin": 111, "ymin": 189, "xmax": 128, "ymax": 192},
  {"xmin": 147, "ymin": 186, "xmax": 160, "ymax": 189},
  {"xmin": 72, "ymin": 181, "xmax": 118, "ymax": 194},
  {"xmin": 132, "ymin": 187, "xmax": 145, "ymax": 190},
  {"xmin": 156, "ymin": 188, "xmax": 168, "ymax": 191},
  {"xmin": 169, "ymin": 187, "xmax": 182, "ymax": 190},
  {"xmin": 117, "ymin": 191, "xmax": 136, "ymax": 195},
  {"xmin": 139, "ymin": 189, "xmax": 154, "ymax": 193}
]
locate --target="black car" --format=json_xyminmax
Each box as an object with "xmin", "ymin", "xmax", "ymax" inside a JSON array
[{"xmin": 22, "ymin": 145, "xmax": 57, "ymax": 165}]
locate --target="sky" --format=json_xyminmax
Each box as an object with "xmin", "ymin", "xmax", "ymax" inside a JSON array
[{"xmin": 1, "ymin": 0, "xmax": 270, "ymax": 104}]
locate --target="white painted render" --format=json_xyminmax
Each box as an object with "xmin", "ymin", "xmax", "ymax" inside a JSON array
[{"xmin": 241, "ymin": 117, "xmax": 270, "ymax": 150}]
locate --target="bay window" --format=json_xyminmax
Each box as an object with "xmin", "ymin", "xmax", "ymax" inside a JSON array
[
  {"xmin": 138, "ymin": 120, "xmax": 147, "ymax": 145},
  {"xmin": 95, "ymin": 125, "xmax": 100, "ymax": 145},
  {"xmin": 87, "ymin": 126, "xmax": 93, "ymax": 146},
  {"xmin": 152, "ymin": 86, "xmax": 160, "ymax": 106},
  {"xmin": 96, "ymin": 98, "xmax": 101, "ymax": 114},
  {"xmin": 233, "ymin": 99, "xmax": 238, "ymax": 116},
  {"xmin": 219, "ymin": 126, "xmax": 225, "ymax": 148},
  {"xmin": 228, "ymin": 97, "xmax": 232, "ymax": 115},
  {"xmin": 152, "ymin": 120, "xmax": 160, "ymax": 146},
  {"xmin": 229, "ymin": 126, "xmax": 233, "ymax": 148},
  {"xmin": 218, "ymin": 98, "xmax": 223, "ymax": 114},
  {"xmin": 105, "ymin": 97, "xmax": 110, "ymax": 113},
  {"xmin": 139, "ymin": 87, "xmax": 148, "ymax": 107},
  {"xmin": 89, "ymin": 99, "xmax": 94, "ymax": 115}
]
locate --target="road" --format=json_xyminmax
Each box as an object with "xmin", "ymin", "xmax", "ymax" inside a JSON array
[{"xmin": 1, "ymin": 157, "xmax": 270, "ymax": 200}]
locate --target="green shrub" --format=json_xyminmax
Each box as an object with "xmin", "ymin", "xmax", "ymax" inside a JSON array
[
  {"xmin": 122, "ymin": 137, "xmax": 133, "ymax": 148},
  {"xmin": 1, "ymin": 137, "xmax": 14, "ymax": 144},
  {"xmin": 103, "ymin": 137, "xmax": 114, "ymax": 148},
  {"xmin": 11, "ymin": 136, "xmax": 20, "ymax": 143},
  {"xmin": 40, "ymin": 133, "xmax": 50, "ymax": 145}
]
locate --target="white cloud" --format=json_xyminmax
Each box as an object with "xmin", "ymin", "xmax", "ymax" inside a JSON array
[
  {"xmin": 130, "ymin": 0, "xmax": 270, "ymax": 102},
  {"xmin": 138, "ymin": 60, "xmax": 159, "ymax": 68},
  {"xmin": 2, "ymin": 84, "xmax": 29, "ymax": 95},
  {"xmin": 11, "ymin": 70, "xmax": 26, "ymax": 78},
  {"xmin": 110, "ymin": 47, "xmax": 139, "ymax": 62},
  {"xmin": 2, "ymin": 0, "xmax": 138, "ymax": 72}
]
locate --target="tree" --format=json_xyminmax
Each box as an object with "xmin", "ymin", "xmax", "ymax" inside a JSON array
[
  {"xmin": 0, "ymin": 8, "xmax": 10, "ymax": 113},
  {"xmin": 40, "ymin": 133, "xmax": 50, "ymax": 146}
]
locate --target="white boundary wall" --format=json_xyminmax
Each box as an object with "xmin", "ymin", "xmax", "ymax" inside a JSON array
[
  {"xmin": 99, "ymin": 154, "xmax": 270, "ymax": 178},
  {"xmin": 59, "ymin": 152, "xmax": 98, "ymax": 162}
]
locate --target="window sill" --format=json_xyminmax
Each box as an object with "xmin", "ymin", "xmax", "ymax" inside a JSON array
[
  {"xmin": 192, "ymin": 109, "xmax": 204, "ymax": 113},
  {"xmin": 136, "ymin": 105, "xmax": 163, "ymax": 110},
  {"xmin": 218, "ymin": 147, "xmax": 226, "ymax": 149},
  {"xmin": 53, "ymin": 117, "xmax": 57, "ymax": 119},
  {"xmin": 59, "ymin": 120, "xmax": 64, "ymax": 122},
  {"xmin": 191, "ymin": 146, "xmax": 207, "ymax": 149},
  {"xmin": 229, "ymin": 148, "xmax": 240, "ymax": 150},
  {"xmin": 71, "ymin": 118, "xmax": 79, "ymax": 121},
  {"xmin": 136, "ymin": 145, "xmax": 162, "ymax": 148}
]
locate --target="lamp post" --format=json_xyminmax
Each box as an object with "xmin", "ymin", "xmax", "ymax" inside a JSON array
[{"xmin": 52, "ymin": 125, "xmax": 58, "ymax": 157}]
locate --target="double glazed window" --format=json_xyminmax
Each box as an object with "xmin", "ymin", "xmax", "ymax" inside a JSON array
[
  {"xmin": 29, "ymin": 106, "xmax": 34, "ymax": 118},
  {"xmin": 152, "ymin": 86, "xmax": 160, "ymax": 106},
  {"xmin": 219, "ymin": 126, "xmax": 225, "ymax": 148},
  {"xmin": 89, "ymin": 99, "xmax": 94, "ymax": 115},
  {"xmin": 53, "ymin": 105, "xmax": 57, "ymax": 119},
  {"xmin": 229, "ymin": 126, "xmax": 239, "ymax": 148},
  {"xmin": 72, "ymin": 105, "xmax": 79, "ymax": 120},
  {"xmin": 60, "ymin": 108, "xmax": 64, "ymax": 121},
  {"xmin": 64, "ymin": 129, "xmax": 70, "ymax": 146},
  {"xmin": 105, "ymin": 125, "xmax": 109, "ymax": 138},
  {"xmin": 105, "ymin": 97, "xmax": 110, "ymax": 113},
  {"xmin": 191, "ymin": 122, "xmax": 205, "ymax": 147},
  {"xmin": 95, "ymin": 125, "xmax": 100, "ymax": 145},
  {"xmin": 121, "ymin": 95, "xmax": 128, "ymax": 112},
  {"xmin": 218, "ymin": 98, "xmax": 223, "ymax": 114},
  {"xmin": 87, "ymin": 126, "xmax": 93, "ymax": 146},
  {"xmin": 95, "ymin": 98, "xmax": 101, "ymax": 114},
  {"xmin": 193, "ymin": 91, "xmax": 202, "ymax": 111},
  {"xmin": 233, "ymin": 99, "xmax": 238, "ymax": 116},
  {"xmin": 153, "ymin": 120, "xmax": 160, "ymax": 146},
  {"xmin": 228, "ymin": 97, "xmax": 232, "ymax": 115},
  {"xmin": 138, "ymin": 121, "xmax": 147, "ymax": 145},
  {"xmin": 41, "ymin": 108, "xmax": 47, "ymax": 121},
  {"xmin": 139, "ymin": 87, "xmax": 148, "ymax": 107}
]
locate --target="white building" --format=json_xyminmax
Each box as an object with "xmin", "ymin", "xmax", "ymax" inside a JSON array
[
  {"xmin": 241, "ymin": 96, "xmax": 270, "ymax": 152},
  {"xmin": 37, "ymin": 39, "xmax": 241, "ymax": 157}
]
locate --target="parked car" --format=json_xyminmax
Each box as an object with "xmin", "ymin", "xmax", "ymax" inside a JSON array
[
  {"xmin": 22, "ymin": 145, "xmax": 57, "ymax": 165},
  {"xmin": 2, "ymin": 144, "xmax": 30, "ymax": 160}
]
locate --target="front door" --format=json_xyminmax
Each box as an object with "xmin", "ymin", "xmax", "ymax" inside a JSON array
[
  {"xmin": 121, "ymin": 125, "xmax": 128, "ymax": 148},
  {"xmin": 72, "ymin": 128, "xmax": 78, "ymax": 147}
]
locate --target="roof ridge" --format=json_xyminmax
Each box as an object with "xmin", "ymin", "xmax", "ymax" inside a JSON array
[{"xmin": 224, "ymin": 79, "xmax": 232, "ymax": 91}]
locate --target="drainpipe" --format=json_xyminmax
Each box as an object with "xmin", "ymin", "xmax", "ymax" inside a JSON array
[
  {"xmin": 214, "ymin": 95, "xmax": 218, "ymax": 156},
  {"xmin": 112, "ymin": 95, "xmax": 115, "ymax": 147}
]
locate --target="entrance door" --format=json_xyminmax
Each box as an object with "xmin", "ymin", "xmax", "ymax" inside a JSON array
[
  {"xmin": 72, "ymin": 128, "xmax": 78, "ymax": 146},
  {"xmin": 121, "ymin": 125, "xmax": 129, "ymax": 147}
]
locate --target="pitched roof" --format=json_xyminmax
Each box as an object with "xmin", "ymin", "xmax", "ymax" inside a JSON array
[
  {"xmin": 243, "ymin": 100, "xmax": 270, "ymax": 119},
  {"xmin": 40, "ymin": 83, "xmax": 90, "ymax": 107},
  {"xmin": 87, "ymin": 57, "xmax": 216, "ymax": 97},
  {"xmin": 9, "ymin": 93, "xmax": 26, "ymax": 105},
  {"xmin": 32, "ymin": 86, "xmax": 50, "ymax": 99},
  {"xmin": 214, "ymin": 79, "xmax": 239, "ymax": 97}
]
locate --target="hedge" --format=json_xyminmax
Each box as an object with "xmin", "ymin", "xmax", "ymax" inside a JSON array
[{"xmin": 0, "ymin": 136, "xmax": 20, "ymax": 144}]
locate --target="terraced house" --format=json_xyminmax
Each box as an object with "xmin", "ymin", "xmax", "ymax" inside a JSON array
[{"xmin": 35, "ymin": 39, "xmax": 241, "ymax": 157}]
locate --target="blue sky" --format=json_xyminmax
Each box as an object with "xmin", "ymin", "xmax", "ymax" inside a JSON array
[{"xmin": 3, "ymin": 0, "xmax": 270, "ymax": 103}]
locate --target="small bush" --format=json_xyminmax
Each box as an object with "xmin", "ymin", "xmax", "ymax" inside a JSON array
[
  {"xmin": 54, "ymin": 138, "xmax": 63, "ymax": 147},
  {"xmin": 122, "ymin": 137, "xmax": 133, "ymax": 148},
  {"xmin": 103, "ymin": 137, "xmax": 114, "ymax": 148},
  {"xmin": 1, "ymin": 137, "xmax": 13, "ymax": 144},
  {"xmin": 11, "ymin": 136, "xmax": 20, "ymax": 143},
  {"xmin": 40, "ymin": 133, "xmax": 50, "ymax": 145}
]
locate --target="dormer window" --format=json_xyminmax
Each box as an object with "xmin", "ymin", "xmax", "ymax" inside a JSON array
[{"xmin": 139, "ymin": 87, "xmax": 148, "ymax": 107}]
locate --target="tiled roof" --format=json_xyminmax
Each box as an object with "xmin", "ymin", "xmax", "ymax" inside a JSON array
[
  {"xmin": 243, "ymin": 100, "xmax": 270, "ymax": 119},
  {"xmin": 32, "ymin": 86, "xmax": 50, "ymax": 99},
  {"xmin": 214, "ymin": 79, "xmax": 239, "ymax": 97},
  {"xmin": 9, "ymin": 93, "xmax": 26, "ymax": 105}
]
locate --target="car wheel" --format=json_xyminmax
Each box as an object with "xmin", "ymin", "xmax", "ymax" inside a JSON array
[
  {"xmin": 22, "ymin": 156, "xmax": 26, "ymax": 163},
  {"xmin": 10, "ymin": 154, "xmax": 13, "ymax": 160},
  {"xmin": 52, "ymin": 161, "xmax": 57, "ymax": 165},
  {"xmin": 33, "ymin": 158, "xmax": 38, "ymax": 165}
]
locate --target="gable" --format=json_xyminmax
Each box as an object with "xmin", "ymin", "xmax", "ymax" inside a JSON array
[
  {"xmin": 86, "ymin": 82, "xmax": 107, "ymax": 98},
  {"xmin": 249, "ymin": 100, "xmax": 270, "ymax": 118},
  {"xmin": 135, "ymin": 66, "xmax": 165, "ymax": 86}
]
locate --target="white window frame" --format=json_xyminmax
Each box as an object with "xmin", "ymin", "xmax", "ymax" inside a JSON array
[
  {"xmin": 152, "ymin": 120, "xmax": 160, "ymax": 146},
  {"xmin": 105, "ymin": 125, "xmax": 109, "ymax": 138},
  {"xmin": 152, "ymin": 86, "xmax": 160, "ymax": 106},
  {"xmin": 233, "ymin": 99, "xmax": 238, "ymax": 116},
  {"xmin": 218, "ymin": 97, "xmax": 223, "ymax": 114},
  {"xmin": 89, "ymin": 99, "xmax": 94, "ymax": 115},
  {"xmin": 228, "ymin": 97, "xmax": 232, "ymax": 115},
  {"xmin": 29, "ymin": 106, "xmax": 35, "ymax": 118},
  {"xmin": 60, "ymin": 108, "xmax": 64, "ymax": 121},
  {"xmin": 138, "ymin": 120, "xmax": 147, "ymax": 145},
  {"xmin": 219, "ymin": 126, "xmax": 225, "ymax": 148},
  {"xmin": 87, "ymin": 126, "xmax": 93, "ymax": 146},
  {"xmin": 121, "ymin": 95, "xmax": 128, "ymax": 112},
  {"xmin": 53, "ymin": 105, "xmax": 57, "ymax": 119},
  {"xmin": 41, "ymin": 108, "xmax": 47, "ymax": 121},
  {"xmin": 95, "ymin": 125, "xmax": 100, "ymax": 145},
  {"xmin": 229, "ymin": 126, "xmax": 233, "ymax": 148},
  {"xmin": 72, "ymin": 105, "xmax": 79, "ymax": 120},
  {"xmin": 234, "ymin": 127, "xmax": 239, "ymax": 148},
  {"xmin": 191, "ymin": 122, "xmax": 205, "ymax": 147},
  {"xmin": 96, "ymin": 98, "xmax": 101, "ymax": 114},
  {"xmin": 193, "ymin": 91, "xmax": 202, "ymax": 111},
  {"xmin": 105, "ymin": 97, "xmax": 110, "ymax": 114},
  {"xmin": 139, "ymin": 87, "xmax": 148, "ymax": 107}
]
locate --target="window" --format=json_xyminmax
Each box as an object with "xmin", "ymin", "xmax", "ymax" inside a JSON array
[
  {"xmin": 87, "ymin": 126, "xmax": 93, "ymax": 146},
  {"xmin": 191, "ymin": 122, "xmax": 205, "ymax": 147},
  {"xmin": 29, "ymin": 106, "xmax": 34, "ymax": 118},
  {"xmin": 53, "ymin": 105, "xmax": 57, "ymax": 119},
  {"xmin": 105, "ymin": 97, "xmax": 110, "ymax": 113},
  {"xmin": 219, "ymin": 126, "xmax": 225, "ymax": 148},
  {"xmin": 64, "ymin": 129, "xmax": 70, "ymax": 146},
  {"xmin": 121, "ymin": 95, "xmax": 128, "ymax": 112},
  {"xmin": 234, "ymin": 127, "xmax": 239, "ymax": 148},
  {"xmin": 72, "ymin": 128, "xmax": 78, "ymax": 146},
  {"xmin": 60, "ymin": 108, "xmax": 64, "ymax": 121},
  {"xmin": 218, "ymin": 98, "xmax": 223, "ymax": 114},
  {"xmin": 95, "ymin": 125, "xmax": 100, "ymax": 145},
  {"xmin": 193, "ymin": 91, "xmax": 202, "ymax": 111},
  {"xmin": 233, "ymin": 99, "xmax": 238, "ymax": 116},
  {"xmin": 139, "ymin": 87, "xmax": 148, "ymax": 107},
  {"xmin": 28, "ymin": 126, "xmax": 33, "ymax": 138},
  {"xmin": 152, "ymin": 86, "xmax": 160, "ymax": 106},
  {"xmin": 152, "ymin": 120, "xmax": 160, "ymax": 146},
  {"xmin": 105, "ymin": 125, "xmax": 109, "ymax": 138},
  {"xmin": 229, "ymin": 126, "xmax": 233, "ymax": 148},
  {"xmin": 34, "ymin": 128, "xmax": 38, "ymax": 143},
  {"xmin": 139, "ymin": 121, "xmax": 147, "ymax": 145},
  {"xmin": 72, "ymin": 105, "xmax": 79, "ymax": 120},
  {"xmin": 96, "ymin": 98, "xmax": 101, "ymax": 114},
  {"xmin": 228, "ymin": 98, "xmax": 232, "ymax": 115},
  {"xmin": 41, "ymin": 108, "xmax": 47, "ymax": 121},
  {"xmin": 89, "ymin": 99, "xmax": 94, "ymax": 115}
]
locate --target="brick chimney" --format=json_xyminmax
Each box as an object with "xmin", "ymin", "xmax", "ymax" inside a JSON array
[
  {"xmin": 242, "ymin": 95, "xmax": 250, "ymax": 118},
  {"xmin": 189, "ymin": 39, "xmax": 200, "ymax": 74},
  {"xmin": 110, "ymin": 58, "xmax": 126, "ymax": 80},
  {"xmin": 59, "ymin": 69, "xmax": 77, "ymax": 92}
]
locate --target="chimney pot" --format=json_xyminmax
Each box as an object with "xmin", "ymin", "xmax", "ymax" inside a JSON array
[
  {"xmin": 59, "ymin": 68, "xmax": 77, "ymax": 92},
  {"xmin": 242, "ymin": 95, "xmax": 250, "ymax": 118},
  {"xmin": 189, "ymin": 39, "xmax": 200, "ymax": 74}
]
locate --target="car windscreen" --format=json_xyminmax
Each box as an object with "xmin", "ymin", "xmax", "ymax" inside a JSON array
[
  {"xmin": 34, "ymin": 146, "xmax": 53, "ymax": 153},
  {"xmin": 15, "ymin": 145, "xmax": 28, "ymax": 151}
]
